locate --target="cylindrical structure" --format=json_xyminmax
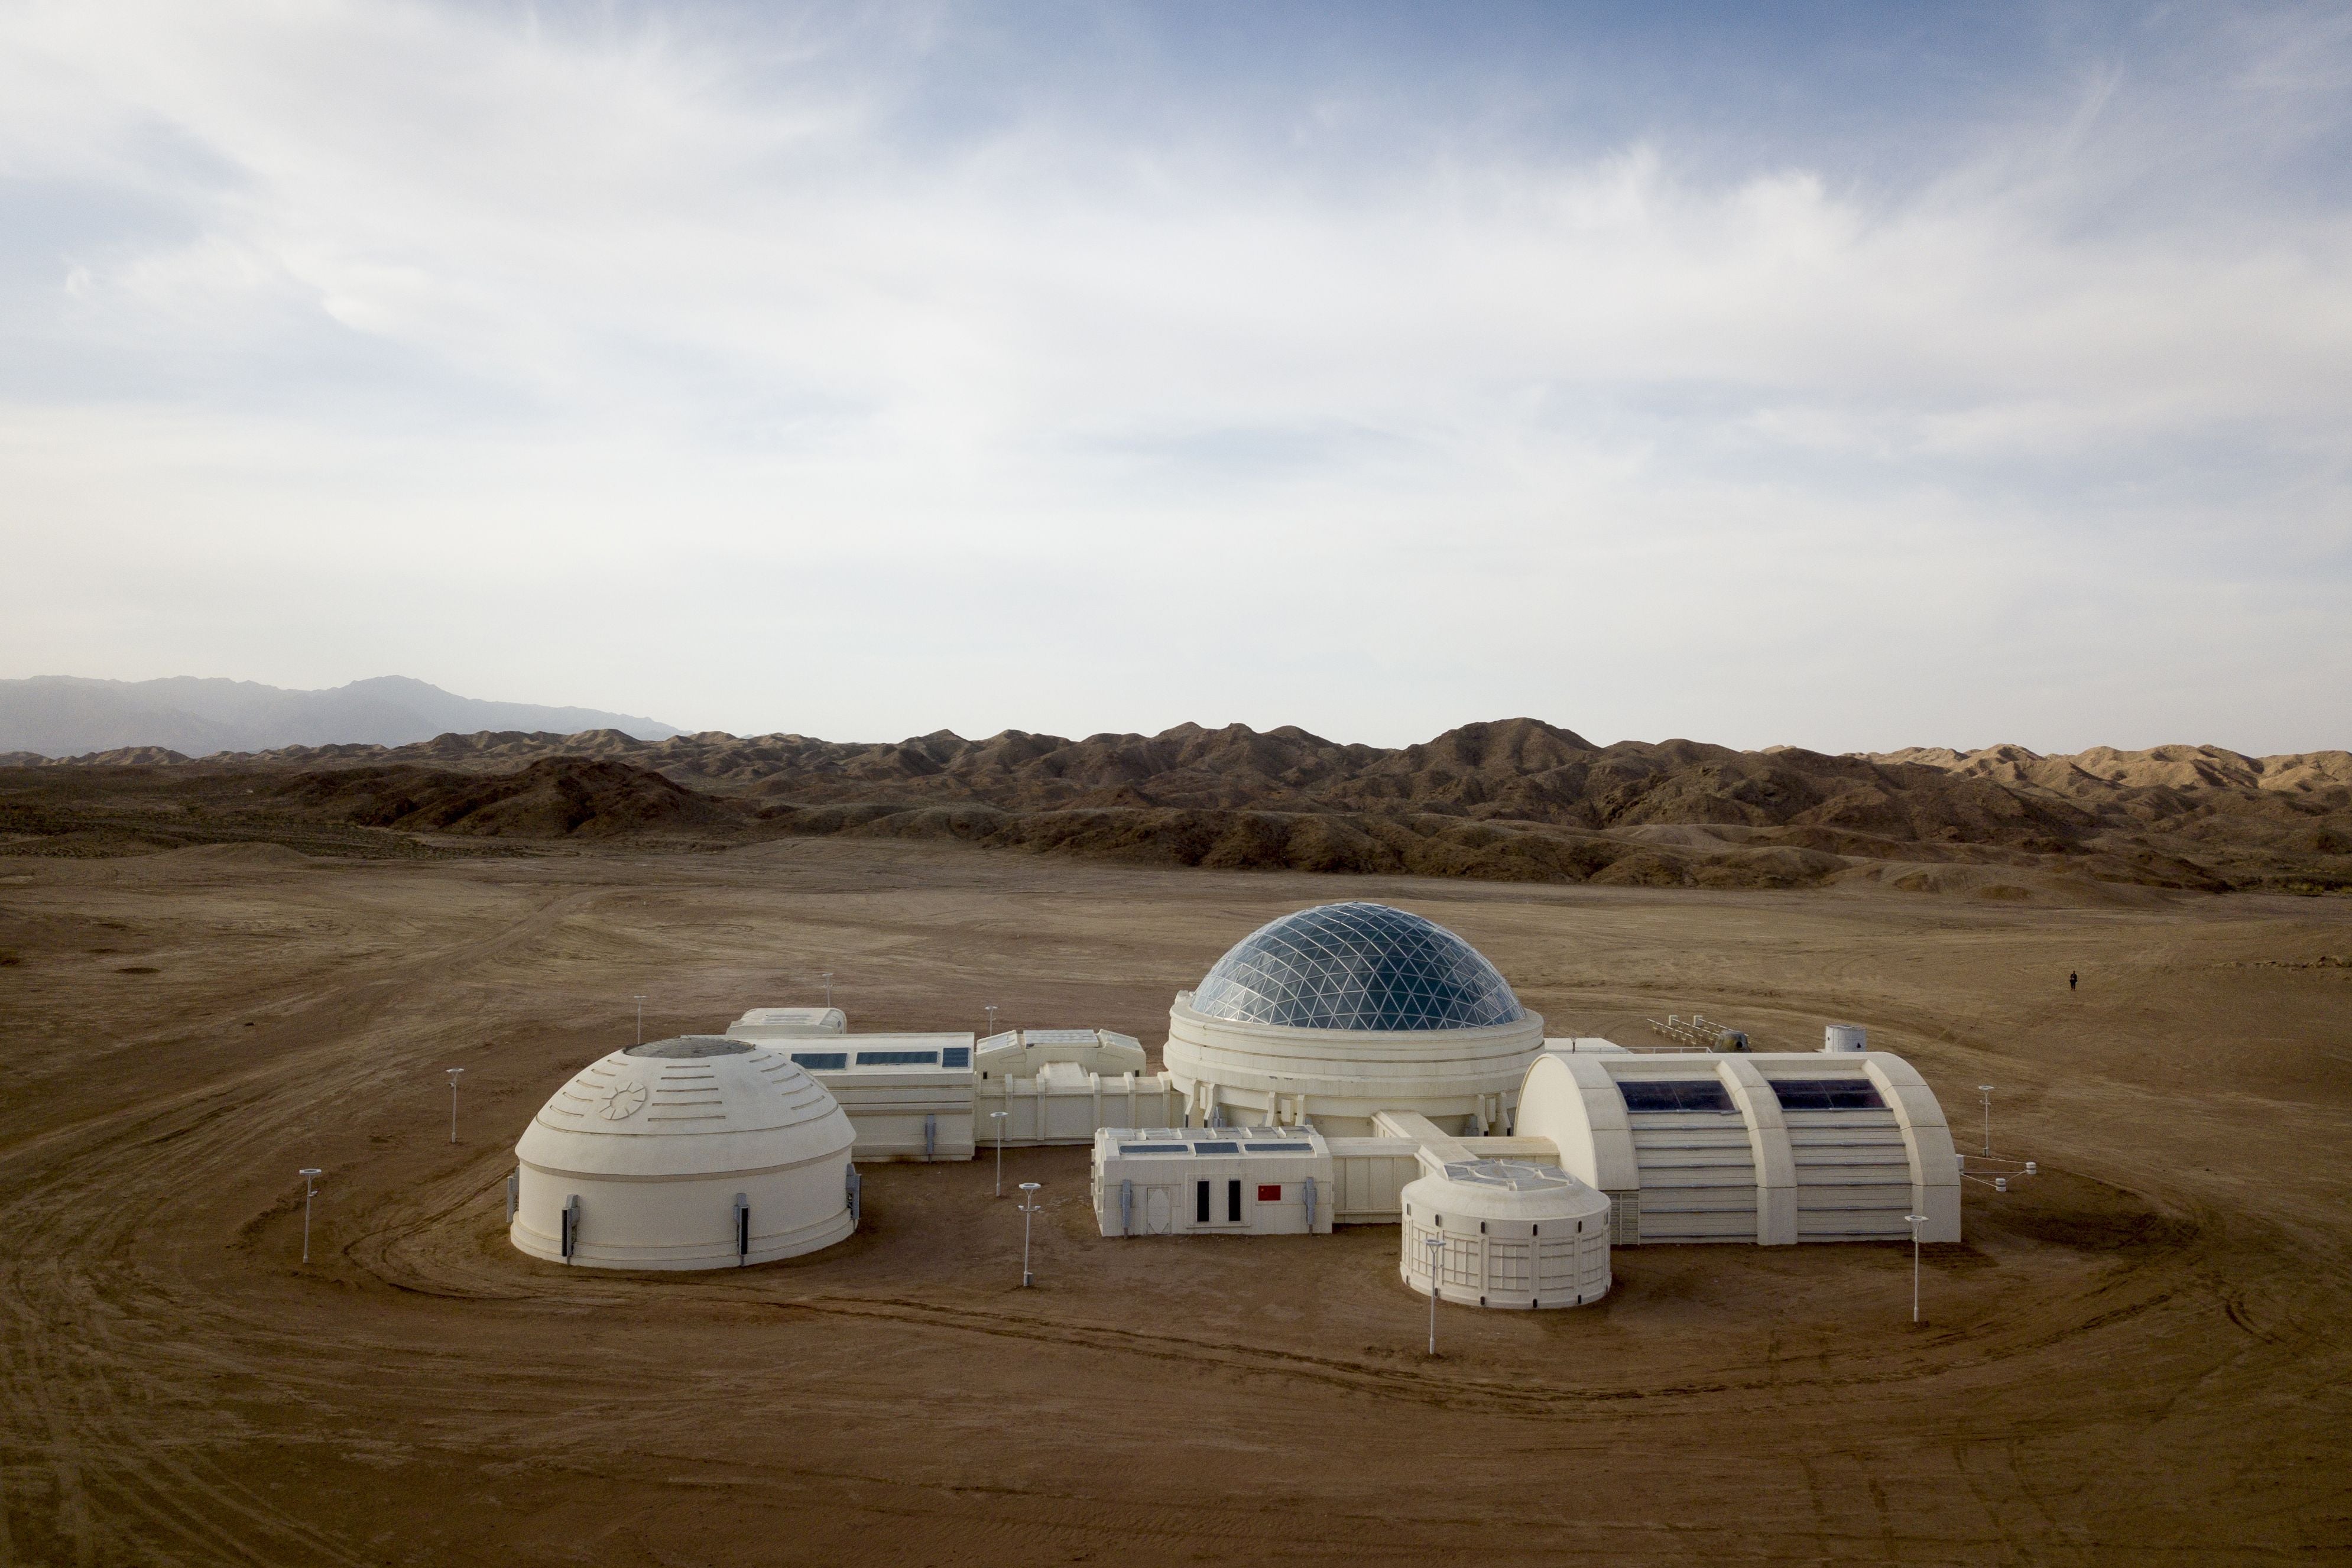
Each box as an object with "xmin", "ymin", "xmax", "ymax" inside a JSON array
[
  {"xmin": 1399, "ymin": 1159, "xmax": 1612, "ymax": 1309},
  {"xmin": 1823, "ymin": 1023, "xmax": 1868, "ymax": 1053},
  {"xmin": 512, "ymin": 1036, "xmax": 857, "ymax": 1271},
  {"xmin": 1162, "ymin": 903, "xmax": 1544, "ymax": 1135}
]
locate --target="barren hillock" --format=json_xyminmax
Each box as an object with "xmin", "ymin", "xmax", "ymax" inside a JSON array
[
  {"xmin": 269, "ymin": 758, "xmax": 751, "ymax": 839},
  {"xmin": 4, "ymin": 720, "xmax": 2346, "ymax": 895}
]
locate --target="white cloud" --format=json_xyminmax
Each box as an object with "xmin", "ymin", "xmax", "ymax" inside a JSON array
[{"xmin": 2, "ymin": 0, "xmax": 2347, "ymax": 753}]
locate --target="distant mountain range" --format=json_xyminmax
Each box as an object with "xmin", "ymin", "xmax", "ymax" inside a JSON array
[
  {"xmin": 0, "ymin": 676, "xmax": 680, "ymax": 758},
  {"xmin": 4, "ymin": 714, "xmax": 2340, "ymax": 895}
]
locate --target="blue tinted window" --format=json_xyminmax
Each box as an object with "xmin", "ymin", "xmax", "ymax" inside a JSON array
[
  {"xmin": 940, "ymin": 1047, "xmax": 971, "ymax": 1068},
  {"xmin": 1618, "ymin": 1079, "xmax": 1737, "ymax": 1113},
  {"xmin": 790, "ymin": 1052, "xmax": 848, "ymax": 1070},
  {"xmin": 856, "ymin": 1050, "xmax": 939, "ymax": 1066},
  {"xmin": 1190, "ymin": 903, "xmax": 1524, "ymax": 1032},
  {"xmin": 1768, "ymin": 1079, "xmax": 1884, "ymax": 1111},
  {"xmin": 1189, "ymin": 1141, "xmax": 1240, "ymax": 1154}
]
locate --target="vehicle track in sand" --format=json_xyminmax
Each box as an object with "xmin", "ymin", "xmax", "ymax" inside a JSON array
[{"xmin": 1, "ymin": 844, "xmax": 2348, "ymax": 1564}]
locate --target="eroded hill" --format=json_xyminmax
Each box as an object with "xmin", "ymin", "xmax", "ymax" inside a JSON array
[{"xmin": 3, "ymin": 720, "xmax": 2345, "ymax": 896}]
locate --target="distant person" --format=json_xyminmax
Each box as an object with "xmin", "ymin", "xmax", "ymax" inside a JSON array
[{"xmin": 2069, "ymin": 972, "xmax": 2078, "ymax": 992}]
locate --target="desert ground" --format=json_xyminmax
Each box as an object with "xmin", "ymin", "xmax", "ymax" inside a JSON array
[{"xmin": 1, "ymin": 837, "xmax": 2347, "ymax": 1566}]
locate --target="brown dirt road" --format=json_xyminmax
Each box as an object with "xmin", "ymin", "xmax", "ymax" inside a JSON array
[{"xmin": 1, "ymin": 839, "xmax": 2347, "ymax": 1565}]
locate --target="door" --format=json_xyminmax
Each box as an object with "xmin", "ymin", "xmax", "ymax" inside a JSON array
[{"xmin": 1144, "ymin": 1186, "xmax": 1174, "ymax": 1234}]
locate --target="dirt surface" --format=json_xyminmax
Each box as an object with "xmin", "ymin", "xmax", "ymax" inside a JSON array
[{"xmin": 1, "ymin": 839, "xmax": 2348, "ymax": 1565}]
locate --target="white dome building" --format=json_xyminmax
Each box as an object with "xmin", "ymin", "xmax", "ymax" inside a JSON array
[
  {"xmin": 511, "ymin": 1035, "xmax": 858, "ymax": 1271},
  {"xmin": 1400, "ymin": 1158, "xmax": 1613, "ymax": 1309},
  {"xmin": 1162, "ymin": 903, "xmax": 1545, "ymax": 1136}
]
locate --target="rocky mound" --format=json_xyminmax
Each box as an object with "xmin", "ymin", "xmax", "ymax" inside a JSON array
[
  {"xmin": 8, "ymin": 720, "xmax": 2346, "ymax": 894},
  {"xmin": 269, "ymin": 759, "xmax": 750, "ymax": 839}
]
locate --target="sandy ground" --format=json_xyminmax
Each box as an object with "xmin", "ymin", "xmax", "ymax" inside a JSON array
[{"xmin": 1, "ymin": 837, "xmax": 2348, "ymax": 1566}]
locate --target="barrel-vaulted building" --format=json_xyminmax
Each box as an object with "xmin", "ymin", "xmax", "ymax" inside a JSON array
[{"xmin": 1514, "ymin": 1047, "xmax": 1960, "ymax": 1245}]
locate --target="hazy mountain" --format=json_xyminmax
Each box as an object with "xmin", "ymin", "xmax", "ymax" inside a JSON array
[{"xmin": 0, "ymin": 676, "xmax": 681, "ymax": 758}]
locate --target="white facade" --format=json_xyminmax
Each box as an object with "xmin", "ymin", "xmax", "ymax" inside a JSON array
[
  {"xmin": 981, "ymin": 1061, "xmax": 1185, "ymax": 1145},
  {"xmin": 511, "ymin": 1036, "xmax": 857, "ymax": 1271},
  {"xmin": 1323, "ymin": 1136, "xmax": 1424, "ymax": 1223},
  {"xmin": 1513, "ymin": 1050, "xmax": 1960, "ymax": 1245},
  {"xmin": 726, "ymin": 1007, "xmax": 849, "ymax": 1039},
  {"xmin": 1400, "ymin": 1158, "xmax": 1613, "ymax": 1309},
  {"xmin": 763, "ymin": 1034, "xmax": 978, "ymax": 1162},
  {"xmin": 1090, "ymin": 1125, "xmax": 1334, "ymax": 1236},
  {"xmin": 1163, "ymin": 995, "xmax": 1544, "ymax": 1136},
  {"xmin": 975, "ymin": 1027, "xmax": 1148, "ymax": 1082}
]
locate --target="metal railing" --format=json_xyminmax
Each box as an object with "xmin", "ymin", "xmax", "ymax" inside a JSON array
[{"xmin": 1640, "ymin": 1014, "xmax": 1747, "ymax": 1052}]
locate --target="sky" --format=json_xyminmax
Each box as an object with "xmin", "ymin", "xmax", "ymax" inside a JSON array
[{"xmin": 2, "ymin": 0, "xmax": 2347, "ymax": 754}]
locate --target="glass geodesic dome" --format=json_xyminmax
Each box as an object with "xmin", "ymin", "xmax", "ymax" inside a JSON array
[{"xmin": 1189, "ymin": 903, "xmax": 1525, "ymax": 1031}]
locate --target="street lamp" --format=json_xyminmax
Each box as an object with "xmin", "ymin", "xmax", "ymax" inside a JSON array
[
  {"xmin": 1905, "ymin": 1213, "xmax": 1929, "ymax": 1323},
  {"xmin": 1017, "ymin": 1181, "xmax": 1042, "ymax": 1287},
  {"xmin": 990, "ymin": 1110, "xmax": 1009, "ymax": 1197},
  {"xmin": 633, "ymin": 995, "xmax": 646, "ymax": 1046},
  {"xmin": 299, "ymin": 1168, "xmax": 323, "ymax": 1264},
  {"xmin": 822, "ymin": 971, "xmax": 835, "ymax": 1008},
  {"xmin": 1424, "ymin": 1233, "xmax": 1446, "ymax": 1355},
  {"xmin": 985, "ymin": 1004, "xmax": 998, "ymax": 1038},
  {"xmin": 446, "ymin": 1067, "xmax": 465, "ymax": 1144},
  {"xmin": 1977, "ymin": 1085, "xmax": 1994, "ymax": 1155}
]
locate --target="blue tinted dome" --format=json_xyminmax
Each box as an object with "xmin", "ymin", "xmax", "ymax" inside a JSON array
[{"xmin": 1191, "ymin": 903, "xmax": 1524, "ymax": 1031}]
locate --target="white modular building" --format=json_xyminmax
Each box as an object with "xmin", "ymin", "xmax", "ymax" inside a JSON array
[
  {"xmin": 726, "ymin": 1007, "xmax": 848, "ymax": 1040},
  {"xmin": 1162, "ymin": 902, "xmax": 1546, "ymax": 1135},
  {"xmin": 759, "ymin": 1034, "xmax": 978, "ymax": 1162},
  {"xmin": 977, "ymin": 1027, "xmax": 1182, "ymax": 1144},
  {"xmin": 975, "ymin": 1027, "xmax": 1148, "ymax": 1082},
  {"xmin": 974, "ymin": 1027, "xmax": 1182, "ymax": 1145},
  {"xmin": 1399, "ymin": 1158, "xmax": 1613, "ymax": 1309},
  {"xmin": 1090, "ymin": 1125, "xmax": 1334, "ymax": 1236},
  {"xmin": 511, "ymin": 1035, "xmax": 857, "ymax": 1270},
  {"xmin": 1513, "ymin": 1048, "xmax": 1960, "ymax": 1244},
  {"xmin": 723, "ymin": 1012, "xmax": 1188, "ymax": 1158}
]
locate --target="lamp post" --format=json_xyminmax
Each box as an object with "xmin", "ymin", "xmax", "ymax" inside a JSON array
[
  {"xmin": 991, "ymin": 1110, "xmax": 1008, "ymax": 1197},
  {"xmin": 822, "ymin": 971, "xmax": 835, "ymax": 1008},
  {"xmin": 1905, "ymin": 1213, "xmax": 1929, "ymax": 1323},
  {"xmin": 1977, "ymin": 1085, "xmax": 1994, "ymax": 1155},
  {"xmin": 299, "ymin": 1168, "xmax": 323, "ymax": 1264},
  {"xmin": 985, "ymin": 1004, "xmax": 998, "ymax": 1038},
  {"xmin": 633, "ymin": 995, "xmax": 646, "ymax": 1046},
  {"xmin": 446, "ymin": 1067, "xmax": 465, "ymax": 1144},
  {"xmin": 1424, "ymin": 1233, "xmax": 1445, "ymax": 1355},
  {"xmin": 1017, "ymin": 1181, "xmax": 1042, "ymax": 1287}
]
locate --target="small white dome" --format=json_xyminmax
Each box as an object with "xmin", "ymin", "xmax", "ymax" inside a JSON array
[
  {"xmin": 512, "ymin": 1035, "xmax": 858, "ymax": 1270},
  {"xmin": 517, "ymin": 1035, "xmax": 852, "ymax": 1179}
]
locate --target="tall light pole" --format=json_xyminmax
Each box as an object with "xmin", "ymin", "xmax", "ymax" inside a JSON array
[
  {"xmin": 1977, "ymin": 1085, "xmax": 1994, "ymax": 1155},
  {"xmin": 822, "ymin": 971, "xmax": 835, "ymax": 1008},
  {"xmin": 1905, "ymin": 1213, "xmax": 1929, "ymax": 1323},
  {"xmin": 299, "ymin": 1168, "xmax": 323, "ymax": 1264},
  {"xmin": 446, "ymin": 1067, "xmax": 465, "ymax": 1144},
  {"xmin": 633, "ymin": 995, "xmax": 646, "ymax": 1046},
  {"xmin": 1017, "ymin": 1181, "xmax": 1042, "ymax": 1287},
  {"xmin": 991, "ymin": 1110, "xmax": 1008, "ymax": 1197},
  {"xmin": 985, "ymin": 1004, "xmax": 999, "ymax": 1038},
  {"xmin": 1424, "ymin": 1233, "xmax": 1445, "ymax": 1355}
]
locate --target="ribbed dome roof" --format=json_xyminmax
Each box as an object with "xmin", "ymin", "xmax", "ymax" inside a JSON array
[
  {"xmin": 516, "ymin": 1036, "xmax": 854, "ymax": 1179},
  {"xmin": 1190, "ymin": 902, "xmax": 1524, "ymax": 1031}
]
